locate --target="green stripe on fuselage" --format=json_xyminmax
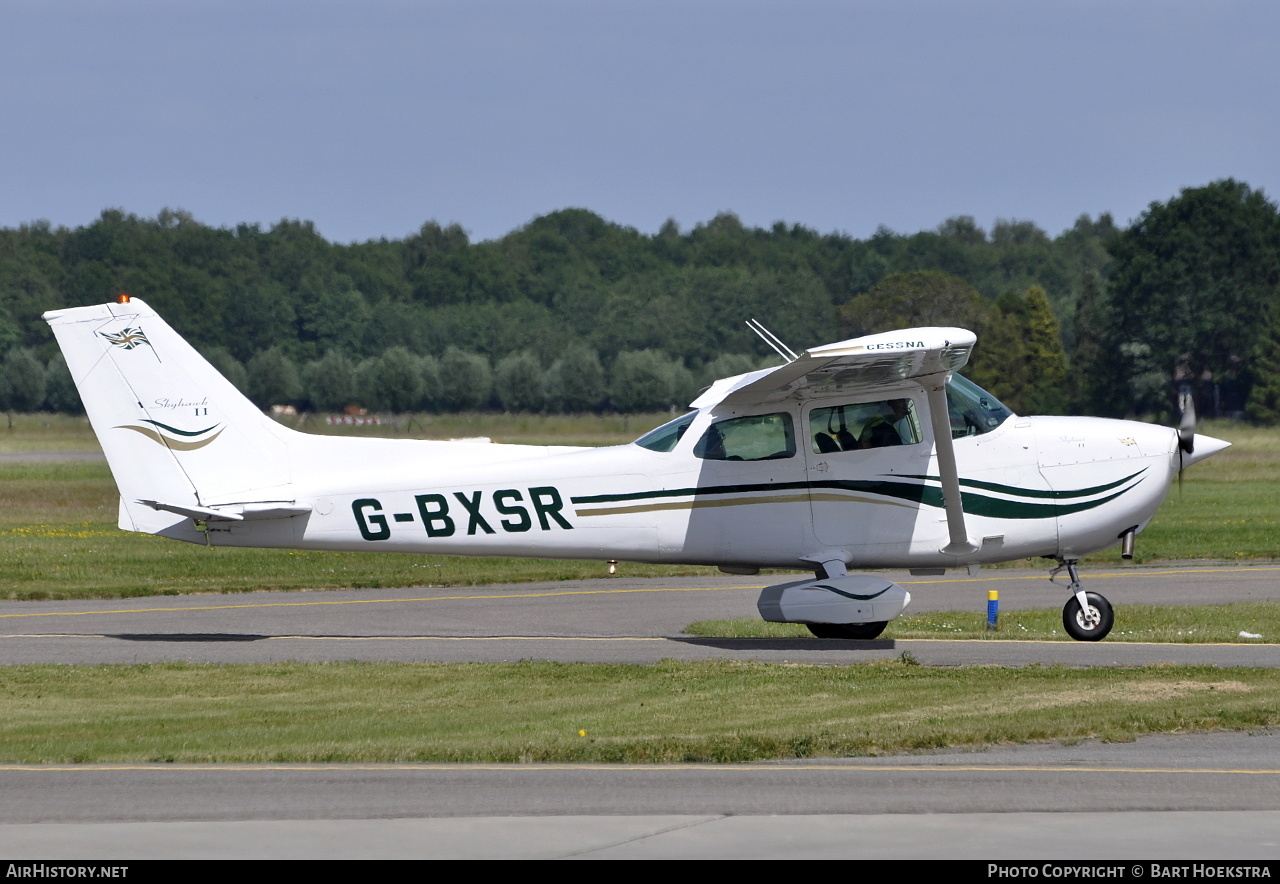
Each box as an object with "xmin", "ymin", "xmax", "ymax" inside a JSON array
[
  {"xmin": 895, "ymin": 468, "xmax": 1147, "ymax": 500},
  {"xmin": 571, "ymin": 475, "xmax": 1144, "ymax": 520}
]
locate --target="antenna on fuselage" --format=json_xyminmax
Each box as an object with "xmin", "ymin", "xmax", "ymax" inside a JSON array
[{"xmin": 745, "ymin": 318, "xmax": 798, "ymax": 363}]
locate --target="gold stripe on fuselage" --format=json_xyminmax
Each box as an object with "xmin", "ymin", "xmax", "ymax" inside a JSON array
[{"xmin": 575, "ymin": 492, "xmax": 916, "ymax": 518}]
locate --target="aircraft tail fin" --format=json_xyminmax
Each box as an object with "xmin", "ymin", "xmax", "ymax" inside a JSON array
[{"xmin": 44, "ymin": 298, "xmax": 299, "ymax": 535}]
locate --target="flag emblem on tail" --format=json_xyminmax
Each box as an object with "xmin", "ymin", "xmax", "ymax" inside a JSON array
[{"xmin": 100, "ymin": 327, "xmax": 151, "ymax": 349}]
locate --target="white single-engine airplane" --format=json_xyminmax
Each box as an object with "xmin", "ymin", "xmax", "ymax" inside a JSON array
[{"xmin": 46, "ymin": 296, "xmax": 1228, "ymax": 641}]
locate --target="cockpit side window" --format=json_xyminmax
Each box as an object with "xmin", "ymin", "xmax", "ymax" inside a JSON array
[
  {"xmin": 946, "ymin": 374, "xmax": 1014, "ymax": 438},
  {"xmin": 694, "ymin": 412, "xmax": 796, "ymax": 461},
  {"xmin": 809, "ymin": 399, "xmax": 922, "ymax": 453},
  {"xmin": 634, "ymin": 412, "xmax": 697, "ymax": 452}
]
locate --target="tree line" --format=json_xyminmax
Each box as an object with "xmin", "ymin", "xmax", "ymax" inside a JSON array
[{"xmin": 2, "ymin": 179, "xmax": 1277, "ymax": 421}]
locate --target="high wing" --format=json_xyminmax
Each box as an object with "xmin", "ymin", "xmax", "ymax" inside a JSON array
[
  {"xmin": 691, "ymin": 327, "xmax": 977, "ymax": 409},
  {"xmin": 692, "ymin": 327, "xmax": 980, "ymax": 557}
]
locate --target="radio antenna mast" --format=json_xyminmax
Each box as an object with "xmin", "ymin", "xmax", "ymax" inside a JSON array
[{"xmin": 745, "ymin": 318, "xmax": 799, "ymax": 363}]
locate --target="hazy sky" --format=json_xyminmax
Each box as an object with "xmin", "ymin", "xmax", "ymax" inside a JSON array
[{"xmin": 2, "ymin": 0, "xmax": 1277, "ymax": 243}]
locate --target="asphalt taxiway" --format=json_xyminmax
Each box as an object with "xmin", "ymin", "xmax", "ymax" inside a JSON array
[{"xmin": 1, "ymin": 563, "xmax": 1277, "ymax": 666}]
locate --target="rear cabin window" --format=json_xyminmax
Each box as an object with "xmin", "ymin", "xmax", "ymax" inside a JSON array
[
  {"xmin": 694, "ymin": 413, "xmax": 796, "ymax": 461},
  {"xmin": 809, "ymin": 399, "xmax": 922, "ymax": 453}
]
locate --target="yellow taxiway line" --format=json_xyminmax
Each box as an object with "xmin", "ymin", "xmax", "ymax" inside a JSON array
[
  {"xmin": 0, "ymin": 584, "xmax": 762, "ymax": 619},
  {"xmin": 0, "ymin": 564, "xmax": 1276, "ymax": 621}
]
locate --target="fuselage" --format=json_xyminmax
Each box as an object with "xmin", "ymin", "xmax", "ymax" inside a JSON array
[{"xmin": 176, "ymin": 382, "xmax": 1219, "ymax": 574}]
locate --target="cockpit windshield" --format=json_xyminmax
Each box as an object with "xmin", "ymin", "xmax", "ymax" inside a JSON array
[
  {"xmin": 634, "ymin": 412, "xmax": 697, "ymax": 452},
  {"xmin": 946, "ymin": 374, "xmax": 1014, "ymax": 438}
]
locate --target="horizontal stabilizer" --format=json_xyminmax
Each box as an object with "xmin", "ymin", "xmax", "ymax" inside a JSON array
[{"xmin": 137, "ymin": 499, "xmax": 311, "ymax": 522}]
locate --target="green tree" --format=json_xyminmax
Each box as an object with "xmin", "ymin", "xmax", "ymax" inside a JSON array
[
  {"xmin": 1246, "ymin": 299, "xmax": 1280, "ymax": 424},
  {"xmin": 1114, "ymin": 341, "xmax": 1169, "ymax": 419},
  {"xmin": 836, "ymin": 270, "xmax": 991, "ymax": 338},
  {"xmin": 222, "ymin": 281, "xmax": 298, "ymax": 363},
  {"xmin": 201, "ymin": 346, "xmax": 249, "ymax": 394},
  {"xmin": 1107, "ymin": 179, "xmax": 1280, "ymax": 408},
  {"xmin": 43, "ymin": 353, "xmax": 82, "ymax": 413},
  {"xmin": 965, "ymin": 286, "xmax": 1069, "ymax": 414},
  {"xmin": 418, "ymin": 354, "xmax": 441, "ymax": 412},
  {"xmin": 0, "ymin": 348, "xmax": 47, "ymax": 412},
  {"xmin": 246, "ymin": 347, "xmax": 301, "ymax": 409},
  {"xmin": 365, "ymin": 347, "xmax": 424, "ymax": 413},
  {"xmin": 438, "ymin": 347, "xmax": 491, "ymax": 411},
  {"xmin": 0, "ymin": 262, "xmax": 58, "ymax": 349},
  {"xmin": 669, "ymin": 360, "xmax": 697, "ymax": 407},
  {"xmin": 610, "ymin": 350, "xmax": 690, "ymax": 413},
  {"xmin": 0, "ymin": 305, "xmax": 21, "ymax": 354},
  {"xmin": 544, "ymin": 344, "xmax": 605, "ymax": 413},
  {"xmin": 304, "ymin": 350, "xmax": 357, "ymax": 413},
  {"xmin": 967, "ymin": 291, "xmax": 1030, "ymax": 411},
  {"xmin": 1022, "ymin": 285, "xmax": 1068, "ymax": 414},
  {"xmin": 297, "ymin": 275, "xmax": 372, "ymax": 357},
  {"xmin": 699, "ymin": 353, "xmax": 758, "ymax": 389},
  {"xmin": 1069, "ymin": 269, "xmax": 1109, "ymax": 413},
  {"xmin": 493, "ymin": 352, "xmax": 545, "ymax": 413}
]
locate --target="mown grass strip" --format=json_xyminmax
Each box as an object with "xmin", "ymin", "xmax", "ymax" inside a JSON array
[
  {"xmin": 0, "ymin": 528, "xmax": 716, "ymax": 600},
  {"xmin": 686, "ymin": 601, "xmax": 1280, "ymax": 643},
  {"xmin": 0, "ymin": 661, "xmax": 1277, "ymax": 764}
]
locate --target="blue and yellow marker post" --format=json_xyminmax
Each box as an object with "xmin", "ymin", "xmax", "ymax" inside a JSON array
[{"xmin": 986, "ymin": 590, "xmax": 998, "ymax": 631}]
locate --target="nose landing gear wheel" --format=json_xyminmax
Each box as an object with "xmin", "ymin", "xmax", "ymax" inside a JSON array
[
  {"xmin": 806, "ymin": 621, "xmax": 888, "ymax": 640},
  {"xmin": 1062, "ymin": 592, "xmax": 1114, "ymax": 641}
]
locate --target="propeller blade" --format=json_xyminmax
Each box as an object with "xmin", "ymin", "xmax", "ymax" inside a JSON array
[
  {"xmin": 1177, "ymin": 392, "xmax": 1196, "ymax": 455},
  {"xmin": 1178, "ymin": 442, "xmax": 1184, "ymax": 494}
]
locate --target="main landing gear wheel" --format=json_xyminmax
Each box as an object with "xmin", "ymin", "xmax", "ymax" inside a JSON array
[
  {"xmin": 1062, "ymin": 592, "xmax": 1114, "ymax": 642},
  {"xmin": 806, "ymin": 621, "xmax": 888, "ymax": 640}
]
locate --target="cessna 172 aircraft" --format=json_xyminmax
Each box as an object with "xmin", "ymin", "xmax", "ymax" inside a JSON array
[{"xmin": 45, "ymin": 296, "xmax": 1228, "ymax": 642}]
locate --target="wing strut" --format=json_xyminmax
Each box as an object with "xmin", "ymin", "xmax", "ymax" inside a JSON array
[{"xmin": 923, "ymin": 373, "xmax": 978, "ymax": 557}]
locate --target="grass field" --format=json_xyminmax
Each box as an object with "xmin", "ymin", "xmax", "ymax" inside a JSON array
[
  {"xmin": 1, "ymin": 660, "xmax": 1276, "ymax": 763},
  {"xmin": 2, "ymin": 414, "xmax": 1279, "ymax": 762}
]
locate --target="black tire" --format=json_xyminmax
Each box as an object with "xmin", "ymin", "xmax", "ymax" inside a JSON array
[
  {"xmin": 806, "ymin": 621, "xmax": 888, "ymax": 640},
  {"xmin": 1062, "ymin": 592, "xmax": 1114, "ymax": 641}
]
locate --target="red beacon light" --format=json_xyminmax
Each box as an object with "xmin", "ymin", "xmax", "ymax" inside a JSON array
[{"xmin": 116, "ymin": 293, "xmax": 131, "ymax": 304}]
